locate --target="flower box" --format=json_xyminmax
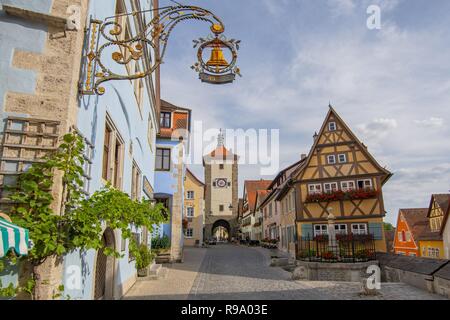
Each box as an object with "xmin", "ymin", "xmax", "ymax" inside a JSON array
[{"xmin": 305, "ymin": 188, "xmax": 378, "ymax": 203}]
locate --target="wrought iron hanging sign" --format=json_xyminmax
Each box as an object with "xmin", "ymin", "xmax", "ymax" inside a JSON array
[
  {"xmin": 79, "ymin": 5, "xmax": 241, "ymax": 95},
  {"xmin": 191, "ymin": 24, "xmax": 241, "ymax": 84}
]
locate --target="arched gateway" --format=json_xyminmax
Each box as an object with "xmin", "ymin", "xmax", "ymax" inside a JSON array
[{"xmin": 212, "ymin": 219, "xmax": 231, "ymax": 241}]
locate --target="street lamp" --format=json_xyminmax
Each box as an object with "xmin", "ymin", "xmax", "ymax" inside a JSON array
[{"xmin": 79, "ymin": 5, "xmax": 241, "ymax": 95}]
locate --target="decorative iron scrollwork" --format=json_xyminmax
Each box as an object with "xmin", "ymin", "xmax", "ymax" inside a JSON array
[{"xmin": 79, "ymin": 5, "xmax": 241, "ymax": 95}]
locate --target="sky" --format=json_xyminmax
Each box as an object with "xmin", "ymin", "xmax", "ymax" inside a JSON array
[{"xmin": 158, "ymin": 0, "xmax": 450, "ymax": 225}]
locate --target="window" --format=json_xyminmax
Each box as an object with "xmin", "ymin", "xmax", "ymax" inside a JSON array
[
  {"xmin": 264, "ymin": 208, "xmax": 267, "ymax": 219},
  {"xmin": 327, "ymin": 155, "xmax": 336, "ymax": 164},
  {"xmin": 398, "ymin": 231, "xmax": 404, "ymax": 242},
  {"xmin": 160, "ymin": 112, "xmax": 171, "ymax": 128},
  {"xmin": 328, "ymin": 122, "xmax": 336, "ymax": 131},
  {"xmin": 405, "ymin": 231, "xmax": 411, "ymax": 242},
  {"xmin": 131, "ymin": 161, "xmax": 141, "ymax": 200},
  {"xmin": 102, "ymin": 116, "xmax": 124, "ymax": 189},
  {"xmin": 156, "ymin": 148, "xmax": 171, "ymax": 171},
  {"xmin": 269, "ymin": 203, "xmax": 273, "ymax": 217},
  {"xmin": 219, "ymin": 205, "xmax": 224, "ymax": 212},
  {"xmin": 324, "ymin": 182, "xmax": 338, "ymax": 193},
  {"xmin": 308, "ymin": 184, "xmax": 322, "ymax": 195},
  {"xmin": 314, "ymin": 224, "xmax": 328, "ymax": 236},
  {"xmin": 334, "ymin": 224, "xmax": 347, "ymax": 235},
  {"xmin": 186, "ymin": 207, "xmax": 194, "ymax": 217},
  {"xmin": 219, "ymin": 164, "xmax": 224, "ymax": 170},
  {"xmin": 185, "ymin": 228, "xmax": 193, "ymax": 238},
  {"xmin": 186, "ymin": 191, "xmax": 194, "ymax": 199},
  {"xmin": 341, "ymin": 181, "xmax": 355, "ymax": 192},
  {"xmin": 338, "ymin": 154, "xmax": 347, "ymax": 163},
  {"xmin": 357, "ymin": 179, "xmax": 372, "ymax": 190},
  {"xmin": 351, "ymin": 223, "xmax": 367, "ymax": 235},
  {"xmin": 274, "ymin": 202, "xmax": 278, "ymax": 215}
]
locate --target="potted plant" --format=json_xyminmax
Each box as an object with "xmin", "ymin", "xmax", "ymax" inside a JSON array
[{"xmin": 136, "ymin": 244, "xmax": 154, "ymax": 277}]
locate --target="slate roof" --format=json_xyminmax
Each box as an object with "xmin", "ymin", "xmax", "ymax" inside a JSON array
[
  {"xmin": 376, "ymin": 252, "xmax": 449, "ymax": 276},
  {"xmin": 434, "ymin": 262, "xmax": 450, "ymax": 280},
  {"xmin": 400, "ymin": 208, "xmax": 429, "ymax": 241}
]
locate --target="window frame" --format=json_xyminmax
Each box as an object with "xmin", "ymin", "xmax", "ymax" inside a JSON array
[
  {"xmin": 351, "ymin": 223, "xmax": 368, "ymax": 235},
  {"xmin": 155, "ymin": 147, "xmax": 171, "ymax": 171},
  {"xmin": 308, "ymin": 183, "xmax": 322, "ymax": 195},
  {"xmin": 338, "ymin": 153, "xmax": 347, "ymax": 163},
  {"xmin": 328, "ymin": 122, "xmax": 337, "ymax": 131},
  {"xmin": 185, "ymin": 228, "xmax": 193, "ymax": 238},
  {"xmin": 314, "ymin": 224, "xmax": 328, "ymax": 236},
  {"xmin": 160, "ymin": 112, "xmax": 171, "ymax": 128},
  {"xmin": 357, "ymin": 179, "xmax": 373, "ymax": 190},
  {"xmin": 324, "ymin": 182, "xmax": 338, "ymax": 193},
  {"xmin": 327, "ymin": 154, "xmax": 336, "ymax": 164},
  {"xmin": 186, "ymin": 190, "xmax": 194, "ymax": 199},
  {"xmin": 186, "ymin": 206, "xmax": 194, "ymax": 218},
  {"xmin": 341, "ymin": 180, "xmax": 355, "ymax": 192}
]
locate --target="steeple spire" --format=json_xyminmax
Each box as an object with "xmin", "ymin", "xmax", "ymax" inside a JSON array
[{"xmin": 217, "ymin": 128, "xmax": 224, "ymax": 147}]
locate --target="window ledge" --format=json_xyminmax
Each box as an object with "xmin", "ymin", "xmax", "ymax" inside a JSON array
[{"xmin": 3, "ymin": 4, "xmax": 69, "ymax": 30}]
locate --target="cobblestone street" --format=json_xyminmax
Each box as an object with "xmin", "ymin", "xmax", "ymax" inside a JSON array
[{"xmin": 124, "ymin": 245, "xmax": 446, "ymax": 300}]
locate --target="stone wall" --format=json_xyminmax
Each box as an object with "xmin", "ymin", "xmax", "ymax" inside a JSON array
[
  {"xmin": 377, "ymin": 253, "xmax": 450, "ymax": 299},
  {"xmin": 292, "ymin": 260, "xmax": 377, "ymax": 282}
]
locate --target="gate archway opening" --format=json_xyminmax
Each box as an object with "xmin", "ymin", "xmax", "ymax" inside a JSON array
[{"xmin": 212, "ymin": 219, "xmax": 231, "ymax": 242}]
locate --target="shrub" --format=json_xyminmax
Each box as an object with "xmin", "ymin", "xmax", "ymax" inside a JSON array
[
  {"xmin": 135, "ymin": 244, "xmax": 154, "ymax": 270},
  {"xmin": 151, "ymin": 235, "xmax": 170, "ymax": 249}
]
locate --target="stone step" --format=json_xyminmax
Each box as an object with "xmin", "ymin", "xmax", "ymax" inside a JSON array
[
  {"xmin": 149, "ymin": 263, "xmax": 162, "ymax": 276},
  {"xmin": 155, "ymin": 255, "xmax": 171, "ymax": 264}
]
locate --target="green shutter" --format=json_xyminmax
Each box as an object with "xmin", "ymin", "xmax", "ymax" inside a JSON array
[
  {"xmin": 368, "ymin": 222, "xmax": 383, "ymax": 240},
  {"xmin": 301, "ymin": 224, "xmax": 313, "ymax": 239}
]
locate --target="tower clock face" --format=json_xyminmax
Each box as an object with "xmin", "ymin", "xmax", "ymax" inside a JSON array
[{"xmin": 216, "ymin": 178, "xmax": 227, "ymax": 188}]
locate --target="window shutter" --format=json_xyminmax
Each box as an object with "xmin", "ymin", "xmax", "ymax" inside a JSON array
[
  {"xmin": 301, "ymin": 224, "xmax": 313, "ymax": 239},
  {"xmin": 368, "ymin": 222, "xmax": 383, "ymax": 240}
]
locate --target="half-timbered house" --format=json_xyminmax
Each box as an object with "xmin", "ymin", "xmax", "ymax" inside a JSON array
[{"xmin": 292, "ymin": 106, "xmax": 392, "ymax": 252}]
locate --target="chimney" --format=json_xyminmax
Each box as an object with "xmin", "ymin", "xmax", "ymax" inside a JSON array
[{"xmin": 301, "ymin": 154, "xmax": 307, "ymax": 160}]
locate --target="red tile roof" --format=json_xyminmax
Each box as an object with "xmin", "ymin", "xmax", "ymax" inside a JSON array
[{"xmin": 243, "ymin": 180, "xmax": 272, "ymax": 214}]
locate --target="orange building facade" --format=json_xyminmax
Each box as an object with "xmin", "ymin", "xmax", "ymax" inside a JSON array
[{"xmin": 393, "ymin": 208, "xmax": 428, "ymax": 257}]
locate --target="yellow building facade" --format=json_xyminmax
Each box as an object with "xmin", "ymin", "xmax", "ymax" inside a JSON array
[
  {"xmin": 293, "ymin": 106, "xmax": 392, "ymax": 252},
  {"xmin": 183, "ymin": 169, "xmax": 205, "ymax": 246}
]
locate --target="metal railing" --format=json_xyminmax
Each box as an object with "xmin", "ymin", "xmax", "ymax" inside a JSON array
[{"xmin": 296, "ymin": 233, "xmax": 376, "ymax": 263}]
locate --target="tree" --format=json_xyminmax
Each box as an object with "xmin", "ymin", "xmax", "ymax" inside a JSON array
[
  {"xmin": 3, "ymin": 132, "xmax": 166, "ymax": 299},
  {"xmin": 383, "ymin": 222, "xmax": 395, "ymax": 231}
]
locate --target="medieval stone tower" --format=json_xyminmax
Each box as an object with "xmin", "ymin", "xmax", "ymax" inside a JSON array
[{"xmin": 203, "ymin": 132, "xmax": 239, "ymax": 241}]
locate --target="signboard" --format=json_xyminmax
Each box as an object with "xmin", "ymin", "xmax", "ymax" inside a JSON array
[
  {"xmin": 142, "ymin": 176, "xmax": 154, "ymax": 199},
  {"xmin": 199, "ymin": 72, "xmax": 235, "ymax": 85}
]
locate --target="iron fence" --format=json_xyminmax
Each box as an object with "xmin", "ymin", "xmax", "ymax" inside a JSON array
[{"xmin": 296, "ymin": 233, "xmax": 376, "ymax": 263}]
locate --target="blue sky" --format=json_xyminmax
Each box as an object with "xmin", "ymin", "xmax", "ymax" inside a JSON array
[{"xmin": 159, "ymin": 0, "xmax": 450, "ymax": 224}]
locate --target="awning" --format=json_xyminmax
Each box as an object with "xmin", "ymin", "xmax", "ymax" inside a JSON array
[{"xmin": 0, "ymin": 218, "xmax": 29, "ymax": 258}]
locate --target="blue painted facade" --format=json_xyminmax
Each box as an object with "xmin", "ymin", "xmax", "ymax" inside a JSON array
[
  {"xmin": 0, "ymin": 0, "xmax": 160, "ymax": 299},
  {"xmin": 61, "ymin": 0, "xmax": 159, "ymax": 300}
]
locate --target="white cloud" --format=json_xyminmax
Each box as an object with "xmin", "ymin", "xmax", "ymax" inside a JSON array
[
  {"xmin": 357, "ymin": 118, "xmax": 398, "ymax": 140},
  {"xmin": 327, "ymin": 0, "xmax": 356, "ymax": 16},
  {"xmin": 414, "ymin": 117, "xmax": 444, "ymax": 128}
]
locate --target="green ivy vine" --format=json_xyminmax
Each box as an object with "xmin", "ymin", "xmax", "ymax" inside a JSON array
[{"xmin": 1, "ymin": 132, "xmax": 167, "ymax": 299}]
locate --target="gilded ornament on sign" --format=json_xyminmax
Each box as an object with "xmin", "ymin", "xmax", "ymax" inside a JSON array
[{"xmin": 79, "ymin": 5, "xmax": 241, "ymax": 95}]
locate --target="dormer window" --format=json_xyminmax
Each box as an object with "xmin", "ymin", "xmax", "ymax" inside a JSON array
[
  {"xmin": 328, "ymin": 122, "xmax": 336, "ymax": 131},
  {"xmin": 160, "ymin": 112, "xmax": 171, "ymax": 128}
]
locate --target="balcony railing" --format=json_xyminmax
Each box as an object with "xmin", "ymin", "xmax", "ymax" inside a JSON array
[
  {"xmin": 296, "ymin": 233, "xmax": 376, "ymax": 263},
  {"xmin": 305, "ymin": 188, "xmax": 379, "ymax": 203}
]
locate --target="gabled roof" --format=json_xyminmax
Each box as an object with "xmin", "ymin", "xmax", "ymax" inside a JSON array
[
  {"xmin": 186, "ymin": 168, "xmax": 204, "ymax": 186},
  {"xmin": 428, "ymin": 194, "xmax": 450, "ymax": 217},
  {"xmin": 242, "ymin": 180, "xmax": 272, "ymax": 215},
  {"xmin": 399, "ymin": 208, "xmax": 430, "ymax": 242},
  {"xmin": 158, "ymin": 99, "xmax": 191, "ymax": 140},
  {"xmin": 293, "ymin": 105, "xmax": 392, "ymax": 183}
]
